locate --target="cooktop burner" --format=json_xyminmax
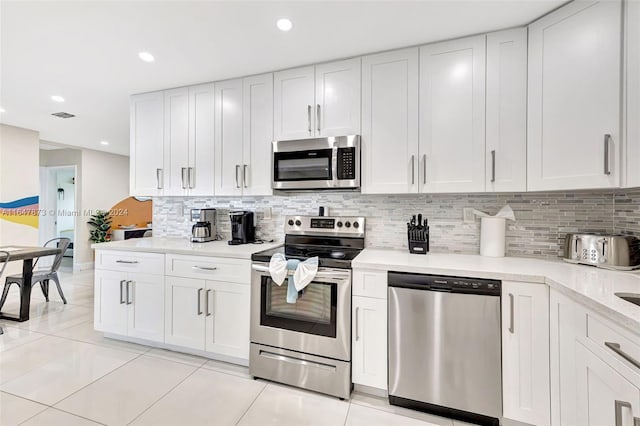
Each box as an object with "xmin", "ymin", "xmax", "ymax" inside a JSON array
[{"xmin": 251, "ymin": 215, "xmax": 366, "ymax": 269}]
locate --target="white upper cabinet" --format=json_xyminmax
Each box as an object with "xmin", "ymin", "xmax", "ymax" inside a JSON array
[
  {"xmin": 361, "ymin": 48, "xmax": 419, "ymax": 194},
  {"xmin": 315, "ymin": 58, "xmax": 361, "ymax": 137},
  {"xmin": 528, "ymin": 0, "xmax": 622, "ymax": 191},
  {"xmin": 419, "ymin": 35, "xmax": 486, "ymax": 193},
  {"xmin": 486, "ymin": 28, "xmax": 528, "ymax": 192},
  {"xmin": 188, "ymin": 83, "xmax": 215, "ymax": 196},
  {"xmin": 274, "ymin": 66, "xmax": 315, "ymax": 140},
  {"xmin": 242, "ymin": 73, "xmax": 274, "ymax": 196},
  {"xmin": 625, "ymin": 0, "xmax": 640, "ymax": 187},
  {"xmin": 164, "ymin": 87, "xmax": 190, "ymax": 196},
  {"xmin": 130, "ymin": 91, "xmax": 164, "ymax": 196},
  {"xmin": 214, "ymin": 79, "xmax": 244, "ymax": 196}
]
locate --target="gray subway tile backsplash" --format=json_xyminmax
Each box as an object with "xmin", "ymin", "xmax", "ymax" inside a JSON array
[{"xmin": 152, "ymin": 188, "xmax": 640, "ymax": 260}]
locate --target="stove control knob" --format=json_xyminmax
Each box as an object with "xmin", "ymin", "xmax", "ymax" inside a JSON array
[
  {"xmin": 295, "ymin": 220, "xmax": 302, "ymax": 226},
  {"xmin": 345, "ymin": 221, "xmax": 351, "ymax": 228},
  {"xmin": 288, "ymin": 219, "xmax": 294, "ymax": 226},
  {"xmin": 353, "ymin": 221, "xmax": 359, "ymax": 229},
  {"xmin": 337, "ymin": 221, "xmax": 343, "ymax": 228}
]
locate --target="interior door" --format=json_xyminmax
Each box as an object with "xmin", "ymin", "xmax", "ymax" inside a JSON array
[{"xmin": 274, "ymin": 66, "xmax": 315, "ymax": 140}]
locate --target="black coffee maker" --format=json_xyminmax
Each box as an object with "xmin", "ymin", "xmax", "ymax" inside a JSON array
[{"xmin": 229, "ymin": 211, "xmax": 255, "ymax": 245}]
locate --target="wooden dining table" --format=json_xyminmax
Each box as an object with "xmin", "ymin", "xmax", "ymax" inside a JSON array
[{"xmin": 0, "ymin": 246, "xmax": 61, "ymax": 322}]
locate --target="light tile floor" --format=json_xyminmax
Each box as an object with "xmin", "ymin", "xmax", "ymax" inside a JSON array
[{"xmin": 0, "ymin": 269, "xmax": 477, "ymax": 426}]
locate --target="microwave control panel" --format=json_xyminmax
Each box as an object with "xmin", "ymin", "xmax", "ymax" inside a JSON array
[{"xmin": 337, "ymin": 147, "xmax": 356, "ymax": 180}]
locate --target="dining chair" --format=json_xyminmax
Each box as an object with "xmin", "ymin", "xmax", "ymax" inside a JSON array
[
  {"xmin": 0, "ymin": 250, "xmax": 10, "ymax": 334},
  {"xmin": 0, "ymin": 238, "xmax": 71, "ymax": 309}
]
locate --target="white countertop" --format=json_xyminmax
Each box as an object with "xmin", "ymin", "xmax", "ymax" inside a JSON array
[
  {"xmin": 353, "ymin": 248, "xmax": 640, "ymax": 335},
  {"xmin": 92, "ymin": 237, "xmax": 282, "ymax": 260}
]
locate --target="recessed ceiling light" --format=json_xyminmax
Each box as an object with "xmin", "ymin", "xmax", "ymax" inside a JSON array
[
  {"xmin": 0, "ymin": 107, "xmax": 5, "ymax": 113},
  {"xmin": 51, "ymin": 95, "xmax": 65, "ymax": 103},
  {"xmin": 100, "ymin": 140, "xmax": 109, "ymax": 146},
  {"xmin": 276, "ymin": 18, "xmax": 293, "ymax": 32},
  {"xmin": 138, "ymin": 51, "xmax": 155, "ymax": 62}
]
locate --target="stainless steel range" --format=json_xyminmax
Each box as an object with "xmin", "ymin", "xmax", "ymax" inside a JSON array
[{"xmin": 250, "ymin": 215, "xmax": 365, "ymax": 399}]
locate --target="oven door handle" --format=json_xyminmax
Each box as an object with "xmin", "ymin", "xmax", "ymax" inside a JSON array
[{"xmin": 251, "ymin": 264, "xmax": 350, "ymax": 281}]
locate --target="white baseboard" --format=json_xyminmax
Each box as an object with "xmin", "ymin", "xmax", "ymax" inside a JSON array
[
  {"xmin": 353, "ymin": 384, "xmax": 388, "ymax": 398},
  {"xmin": 74, "ymin": 261, "xmax": 94, "ymax": 271}
]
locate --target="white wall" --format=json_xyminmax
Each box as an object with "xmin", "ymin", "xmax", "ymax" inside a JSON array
[
  {"xmin": 0, "ymin": 124, "xmax": 40, "ymax": 274},
  {"xmin": 78, "ymin": 149, "xmax": 129, "ymax": 267}
]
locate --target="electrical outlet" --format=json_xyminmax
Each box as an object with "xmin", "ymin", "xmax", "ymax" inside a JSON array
[
  {"xmin": 263, "ymin": 207, "xmax": 272, "ymax": 220},
  {"xmin": 463, "ymin": 208, "xmax": 475, "ymax": 224}
]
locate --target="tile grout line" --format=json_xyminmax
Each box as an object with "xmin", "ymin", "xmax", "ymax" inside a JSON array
[
  {"xmin": 17, "ymin": 406, "xmax": 109, "ymax": 426},
  {"xmin": 125, "ymin": 364, "xmax": 202, "ymax": 425},
  {"xmin": 343, "ymin": 400, "xmax": 353, "ymax": 426},
  {"xmin": 234, "ymin": 380, "xmax": 270, "ymax": 425}
]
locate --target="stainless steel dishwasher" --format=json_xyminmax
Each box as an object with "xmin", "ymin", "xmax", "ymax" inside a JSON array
[{"xmin": 388, "ymin": 272, "xmax": 502, "ymax": 426}]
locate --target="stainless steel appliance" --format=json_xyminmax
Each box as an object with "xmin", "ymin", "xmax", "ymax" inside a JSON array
[
  {"xmin": 229, "ymin": 211, "xmax": 255, "ymax": 245},
  {"xmin": 388, "ymin": 272, "xmax": 502, "ymax": 426},
  {"xmin": 190, "ymin": 208, "xmax": 216, "ymax": 243},
  {"xmin": 563, "ymin": 233, "xmax": 640, "ymax": 270},
  {"xmin": 250, "ymin": 215, "xmax": 365, "ymax": 399},
  {"xmin": 272, "ymin": 135, "xmax": 360, "ymax": 191}
]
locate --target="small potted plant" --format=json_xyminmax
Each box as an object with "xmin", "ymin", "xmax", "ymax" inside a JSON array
[{"xmin": 88, "ymin": 210, "xmax": 112, "ymax": 243}]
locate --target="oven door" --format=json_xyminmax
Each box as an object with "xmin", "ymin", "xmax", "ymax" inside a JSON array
[
  {"xmin": 272, "ymin": 148, "xmax": 335, "ymax": 189},
  {"xmin": 250, "ymin": 263, "xmax": 351, "ymax": 361}
]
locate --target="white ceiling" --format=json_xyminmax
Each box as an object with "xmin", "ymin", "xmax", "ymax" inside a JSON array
[{"xmin": 1, "ymin": 0, "xmax": 565, "ymax": 156}]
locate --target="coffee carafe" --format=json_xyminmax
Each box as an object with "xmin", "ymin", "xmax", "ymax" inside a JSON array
[{"xmin": 190, "ymin": 208, "xmax": 217, "ymax": 243}]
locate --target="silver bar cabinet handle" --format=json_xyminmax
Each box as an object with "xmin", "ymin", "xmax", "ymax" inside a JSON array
[
  {"xmin": 206, "ymin": 289, "xmax": 212, "ymax": 316},
  {"xmin": 604, "ymin": 134, "xmax": 611, "ymax": 175},
  {"xmin": 127, "ymin": 281, "xmax": 133, "ymax": 305},
  {"xmin": 423, "ymin": 154, "xmax": 427, "ymax": 184},
  {"xmin": 508, "ymin": 293, "xmax": 515, "ymax": 333},
  {"xmin": 316, "ymin": 104, "xmax": 321, "ymax": 133},
  {"xmin": 188, "ymin": 167, "xmax": 194, "ymax": 189},
  {"xmin": 243, "ymin": 165, "xmax": 248, "ymax": 188},
  {"xmin": 615, "ymin": 400, "xmax": 632, "ymax": 426},
  {"xmin": 125, "ymin": 281, "xmax": 131, "ymax": 305},
  {"xmin": 307, "ymin": 105, "xmax": 312, "ymax": 134},
  {"xmin": 119, "ymin": 280, "xmax": 125, "ymax": 304},
  {"xmin": 116, "ymin": 260, "xmax": 139, "ymax": 264},
  {"xmin": 197, "ymin": 288, "xmax": 203, "ymax": 315},
  {"xmin": 605, "ymin": 342, "xmax": 640, "ymax": 369},
  {"xmin": 235, "ymin": 165, "xmax": 240, "ymax": 188},
  {"xmin": 156, "ymin": 168, "xmax": 163, "ymax": 189},
  {"xmin": 355, "ymin": 307, "xmax": 360, "ymax": 341},
  {"xmin": 491, "ymin": 150, "xmax": 496, "ymax": 183},
  {"xmin": 411, "ymin": 155, "xmax": 415, "ymax": 185},
  {"xmin": 181, "ymin": 167, "xmax": 187, "ymax": 189},
  {"xmin": 192, "ymin": 265, "xmax": 218, "ymax": 271}
]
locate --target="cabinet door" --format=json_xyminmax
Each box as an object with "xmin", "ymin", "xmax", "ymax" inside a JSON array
[
  {"xmin": 352, "ymin": 296, "xmax": 387, "ymax": 390},
  {"xmin": 361, "ymin": 48, "xmax": 419, "ymax": 194},
  {"xmin": 188, "ymin": 83, "xmax": 215, "ymax": 196},
  {"xmin": 273, "ymin": 66, "xmax": 315, "ymax": 140},
  {"xmin": 315, "ymin": 58, "xmax": 361, "ymax": 137},
  {"xmin": 486, "ymin": 28, "xmax": 527, "ymax": 192},
  {"xmin": 214, "ymin": 79, "xmax": 244, "ymax": 196},
  {"xmin": 575, "ymin": 342, "xmax": 640, "ymax": 426},
  {"xmin": 625, "ymin": 0, "xmax": 640, "ymax": 187},
  {"xmin": 242, "ymin": 73, "xmax": 273, "ymax": 196},
  {"xmin": 127, "ymin": 272, "xmax": 165, "ymax": 343},
  {"xmin": 94, "ymin": 269, "xmax": 128, "ymax": 335},
  {"xmin": 164, "ymin": 87, "xmax": 190, "ymax": 196},
  {"xmin": 502, "ymin": 282, "xmax": 550, "ymax": 426},
  {"xmin": 528, "ymin": 0, "xmax": 622, "ymax": 190},
  {"xmin": 164, "ymin": 276, "xmax": 205, "ymax": 351},
  {"xmin": 205, "ymin": 281, "xmax": 250, "ymax": 360},
  {"xmin": 130, "ymin": 91, "xmax": 164, "ymax": 196},
  {"xmin": 419, "ymin": 35, "xmax": 486, "ymax": 193}
]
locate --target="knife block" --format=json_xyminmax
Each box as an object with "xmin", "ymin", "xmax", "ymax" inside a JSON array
[{"xmin": 407, "ymin": 228, "xmax": 429, "ymax": 255}]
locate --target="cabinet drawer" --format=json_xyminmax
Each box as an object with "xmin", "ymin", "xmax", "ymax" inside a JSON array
[
  {"xmin": 586, "ymin": 313, "xmax": 640, "ymax": 378},
  {"xmin": 166, "ymin": 254, "xmax": 250, "ymax": 283},
  {"xmin": 352, "ymin": 269, "xmax": 387, "ymax": 299},
  {"xmin": 95, "ymin": 250, "xmax": 164, "ymax": 275}
]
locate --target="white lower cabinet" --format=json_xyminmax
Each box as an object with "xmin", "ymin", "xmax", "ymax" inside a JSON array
[
  {"xmin": 164, "ymin": 276, "xmax": 206, "ymax": 350},
  {"xmin": 501, "ymin": 281, "xmax": 550, "ymax": 425},
  {"xmin": 94, "ymin": 269, "xmax": 165, "ymax": 343},
  {"xmin": 352, "ymin": 269, "xmax": 387, "ymax": 391}
]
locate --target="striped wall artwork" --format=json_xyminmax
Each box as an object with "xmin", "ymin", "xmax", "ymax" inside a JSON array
[{"xmin": 0, "ymin": 196, "xmax": 39, "ymax": 228}]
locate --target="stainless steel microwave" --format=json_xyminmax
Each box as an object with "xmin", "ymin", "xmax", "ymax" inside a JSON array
[{"xmin": 272, "ymin": 135, "xmax": 360, "ymax": 190}]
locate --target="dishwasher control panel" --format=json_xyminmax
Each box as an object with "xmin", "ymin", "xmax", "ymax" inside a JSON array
[{"xmin": 387, "ymin": 272, "xmax": 501, "ymax": 296}]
